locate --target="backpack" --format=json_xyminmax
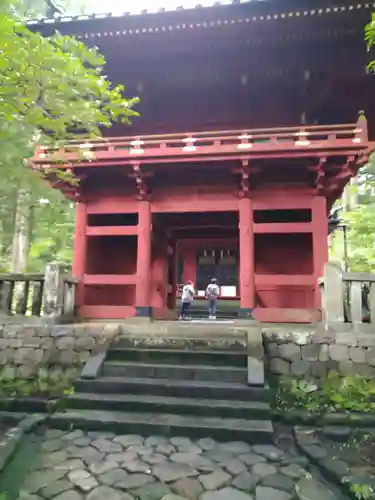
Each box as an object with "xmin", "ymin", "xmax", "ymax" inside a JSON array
[{"xmin": 207, "ymin": 284, "xmax": 219, "ymax": 299}]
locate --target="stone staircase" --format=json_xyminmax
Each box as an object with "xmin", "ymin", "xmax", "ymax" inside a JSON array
[
  {"xmin": 176, "ymin": 300, "xmax": 238, "ymax": 320},
  {"xmin": 183, "ymin": 308, "xmax": 237, "ymax": 320},
  {"xmin": 52, "ymin": 324, "xmax": 274, "ymax": 443}
]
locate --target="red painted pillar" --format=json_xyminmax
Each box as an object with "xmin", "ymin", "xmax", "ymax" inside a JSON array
[
  {"xmin": 72, "ymin": 202, "xmax": 87, "ymax": 313},
  {"xmin": 312, "ymin": 196, "xmax": 329, "ymax": 307},
  {"xmin": 151, "ymin": 256, "xmax": 166, "ymax": 309},
  {"xmin": 182, "ymin": 247, "xmax": 197, "ymax": 284},
  {"xmin": 151, "ymin": 239, "xmax": 168, "ymax": 314},
  {"xmin": 135, "ymin": 200, "xmax": 152, "ymax": 316},
  {"xmin": 238, "ymin": 197, "xmax": 255, "ymax": 316},
  {"xmin": 167, "ymin": 241, "xmax": 177, "ymax": 310}
]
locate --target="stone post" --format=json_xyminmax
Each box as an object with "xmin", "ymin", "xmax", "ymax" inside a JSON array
[
  {"xmin": 63, "ymin": 282, "xmax": 76, "ymax": 318},
  {"xmin": 321, "ymin": 261, "xmax": 345, "ymax": 323},
  {"xmin": 43, "ymin": 262, "xmax": 64, "ymax": 319}
]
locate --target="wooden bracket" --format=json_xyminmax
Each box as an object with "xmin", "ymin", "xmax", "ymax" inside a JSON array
[
  {"xmin": 129, "ymin": 163, "xmax": 152, "ymax": 200},
  {"xmin": 322, "ymin": 156, "xmax": 356, "ymax": 195},
  {"xmin": 240, "ymin": 160, "xmax": 250, "ymax": 197},
  {"xmin": 234, "ymin": 159, "xmax": 257, "ymax": 197},
  {"xmin": 312, "ymin": 156, "xmax": 327, "ymax": 194}
]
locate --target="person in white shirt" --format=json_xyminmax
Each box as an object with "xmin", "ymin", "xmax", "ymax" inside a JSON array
[
  {"xmin": 179, "ymin": 280, "xmax": 195, "ymax": 320},
  {"xmin": 206, "ymin": 278, "xmax": 220, "ymax": 320}
]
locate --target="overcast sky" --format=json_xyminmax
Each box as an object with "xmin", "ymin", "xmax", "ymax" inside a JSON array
[{"xmin": 87, "ymin": 0, "xmax": 235, "ymax": 15}]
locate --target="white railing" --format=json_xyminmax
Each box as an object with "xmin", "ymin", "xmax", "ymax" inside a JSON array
[{"xmin": 32, "ymin": 119, "xmax": 369, "ymax": 165}]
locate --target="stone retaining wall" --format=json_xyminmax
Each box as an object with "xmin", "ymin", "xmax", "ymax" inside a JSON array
[
  {"xmin": 263, "ymin": 325, "xmax": 375, "ymax": 380},
  {"xmin": 0, "ymin": 319, "xmax": 255, "ymax": 380},
  {"xmin": 0, "ymin": 323, "xmax": 119, "ymax": 378},
  {"xmin": 2, "ymin": 320, "xmax": 374, "ymax": 382}
]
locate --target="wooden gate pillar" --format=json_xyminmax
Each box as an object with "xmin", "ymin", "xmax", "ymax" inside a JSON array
[
  {"xmin": 238, "ymin": 196, "xmax": 255, "ymax": 318},
  {"xmin": 72, "ymin": 202, "xmax": 87, "ymax": 314},
  {"xmin": 312, "ymin": 196, "xmax": 329, "ymax": 307},
  {"xmin": 167, "ymin": 240, "xmax": 177, "ymax": 311},
  {"xmin": 135, "ymin": 199, "xmax": 152, "ymax": 316},
  {"xmin": 182, "ymin": 247, "xmax": 197, "ymax": 285}
]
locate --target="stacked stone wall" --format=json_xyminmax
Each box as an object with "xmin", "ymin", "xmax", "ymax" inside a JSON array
[
  {"xmin": 1, "ymin": 320, "xmax": 374, "ymax": 382},
  {"xmin": 263, "ymin": 325, "xmax": 375, "ymax": 380},
  {"xmin": 0, "ymin": 323, "xmax": 119, "ymax": 378}
]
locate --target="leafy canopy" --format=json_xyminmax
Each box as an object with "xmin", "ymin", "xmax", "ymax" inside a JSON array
[
  {"xmin": 0, "ymin": 0, "xmax": 138, "ymax": 273},
  {"xmin": 366, "ymin": 13, "xmax": 375, "ymax": 73},
  {"xmin": 331, "ymin": 16, "xmax": 375, "ymax": 273},
  {"xmin": 0, "ymin": 6, "xmax": 139, "ymax": 172}
]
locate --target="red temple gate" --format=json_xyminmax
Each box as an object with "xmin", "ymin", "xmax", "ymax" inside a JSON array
[
  {"xmin": 33, "ymin": 122, "xmax": 370, "ymax": 322},
  {"xmin": 30, "ymin": 1, "xmax": 373, "ymax": 322}
]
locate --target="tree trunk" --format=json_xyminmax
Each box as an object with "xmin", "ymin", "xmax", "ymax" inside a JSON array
[
  {"xmin": 11, "ymin": 187, "xmax": 31, "ymax": 274},
  {"xmin": 343, "ymin": 177, "xmax": 359, "ymax": 212}
]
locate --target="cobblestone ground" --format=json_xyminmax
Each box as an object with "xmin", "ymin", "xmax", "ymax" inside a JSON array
[{"xmin": 18, "ymin": 429, "xmax": 345, "ymax": 500}]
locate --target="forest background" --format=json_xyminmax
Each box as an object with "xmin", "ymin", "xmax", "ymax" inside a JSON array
[{"xmin": 1, "ymin": 0, "xmax": 375, "ymax": 276}]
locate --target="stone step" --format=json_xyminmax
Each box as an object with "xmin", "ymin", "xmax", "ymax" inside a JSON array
[
  {"xmin": 117, "ymin": 321, "xmax": 254, "ymax": 339},
  {"xmin": 103, "ymin": 361, "xmax": 248, "ymax": 383},
  {"xmin": 107, "ymin": 347, "xmax": 247, "ymax": 367},
  {"xmin": 64, "ymin": 392, "xmax": 271, "ymax": 420},
  {"xmin": 181, "ymin": 309, "xmax": 237, "ymax": 319},
  {"xmin": 49, "ymin": 409, "xmax": 274, "ymax": 443},
  {"xmin": 75, "ymin": 376, "xmax": 270, "ymax": 402},
  {"xmin": 114, "ymin": 336, "xmax": 246, "ymax": 351}
]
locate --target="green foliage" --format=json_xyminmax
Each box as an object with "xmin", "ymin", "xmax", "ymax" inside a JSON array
[
  {"xmin": 343, "ymin": 203, "xmax": 375, "ymax": 272},
  {"xmin": 0, "ymin": 1, "xmax": 138, "ymax": 273},
  {"xmin": 0, "ymin": 367, "xmax": 78, "ymax": 398},
  {"xmin": 0, "ymin": 14, "xmax": 138, "ymax": 156},
  {"xmin": 276, "ymin": 373, "xmax": 375, "ymax": 414},
  {"xmin": 28, "ymin": 194, "xmax": 75, "ymax": 272},
  {"xmin": 338, "ymin": 152, "xmax": 375, "ymax": 272},
  {"xmin": 366, "ymin": 13, "xmax": 375, "ymax": 72},
  {"xmin": 0, "ymin": 1, "xmax": 138, "ymax": 186},
  {"xmin": 331, "ymin": 20, "xmax": 375, "ymax": 273},
  {"xmin": 18, "ymin": 0, "xmax": 89, "ymax": 18},
  {"xmin": 343, "ymin": 478, "xmax": 374, "ymax": 500}
]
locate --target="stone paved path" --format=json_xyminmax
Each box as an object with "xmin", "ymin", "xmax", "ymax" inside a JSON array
[{"xmin": 18, "ymin": 430, "xmax": 344, "ymax": 500}]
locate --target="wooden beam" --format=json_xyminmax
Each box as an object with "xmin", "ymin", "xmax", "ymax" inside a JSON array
[
  {"xmin": 83, "ymin": 274, "xmax": 136, "ymax": 285},
  {"xmin": 87, "ymin": 198, "xmax": 138, "ymax": 214},
  {"xmin": 152, "ymin": 198, "xmax": 238, "ymax": 213},
  {"xmin": 86, "ymin": 226, "xmax": 138, "ymax": 236},
  {"xmin": 255, "ymin": 274, "xmax": 315, "ymax": 286},
  {"xmin": 254, "ymin": 222, "xmax": 312, "ymax": 234},
  {"xmin": 253, "ymin": 198, "xmax": 313, "ymax": 210},
  {"xmin": 80, "ymin": 305, "xmax": 135, "ymax": 319}
]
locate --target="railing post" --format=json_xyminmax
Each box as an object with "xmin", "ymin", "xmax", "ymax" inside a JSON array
[
  {"xmin": 15, "ymin": 280, "xmax": 29, "ymax": 316},
  {"xmin": 355, "ymin": 110, "xmax": 368, "ymax": 144},
  {"xmin": 322, "ymin": 262, "xmax": 345, "ymax": 323},
  {"xmin": 350, "ymin": 280, "xmax": 363, "ymax": 324},
  {"xmin": 31, "ymin": 281, "xmax": 44, "ymax": 316},
  {"xmin": 62, "ymin": 281, "xmax": 76, "ymax": 318},
  {"xmin": 369, "ymin": 283, "xmax": 375, "ymax": 324},
  {"xmin": 0, "ymin": 281, "xmax": 13, "ymax": 315},
  {"xmin": 43, "ymin": 262, "xmax": 64, "ymax": 320}
]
